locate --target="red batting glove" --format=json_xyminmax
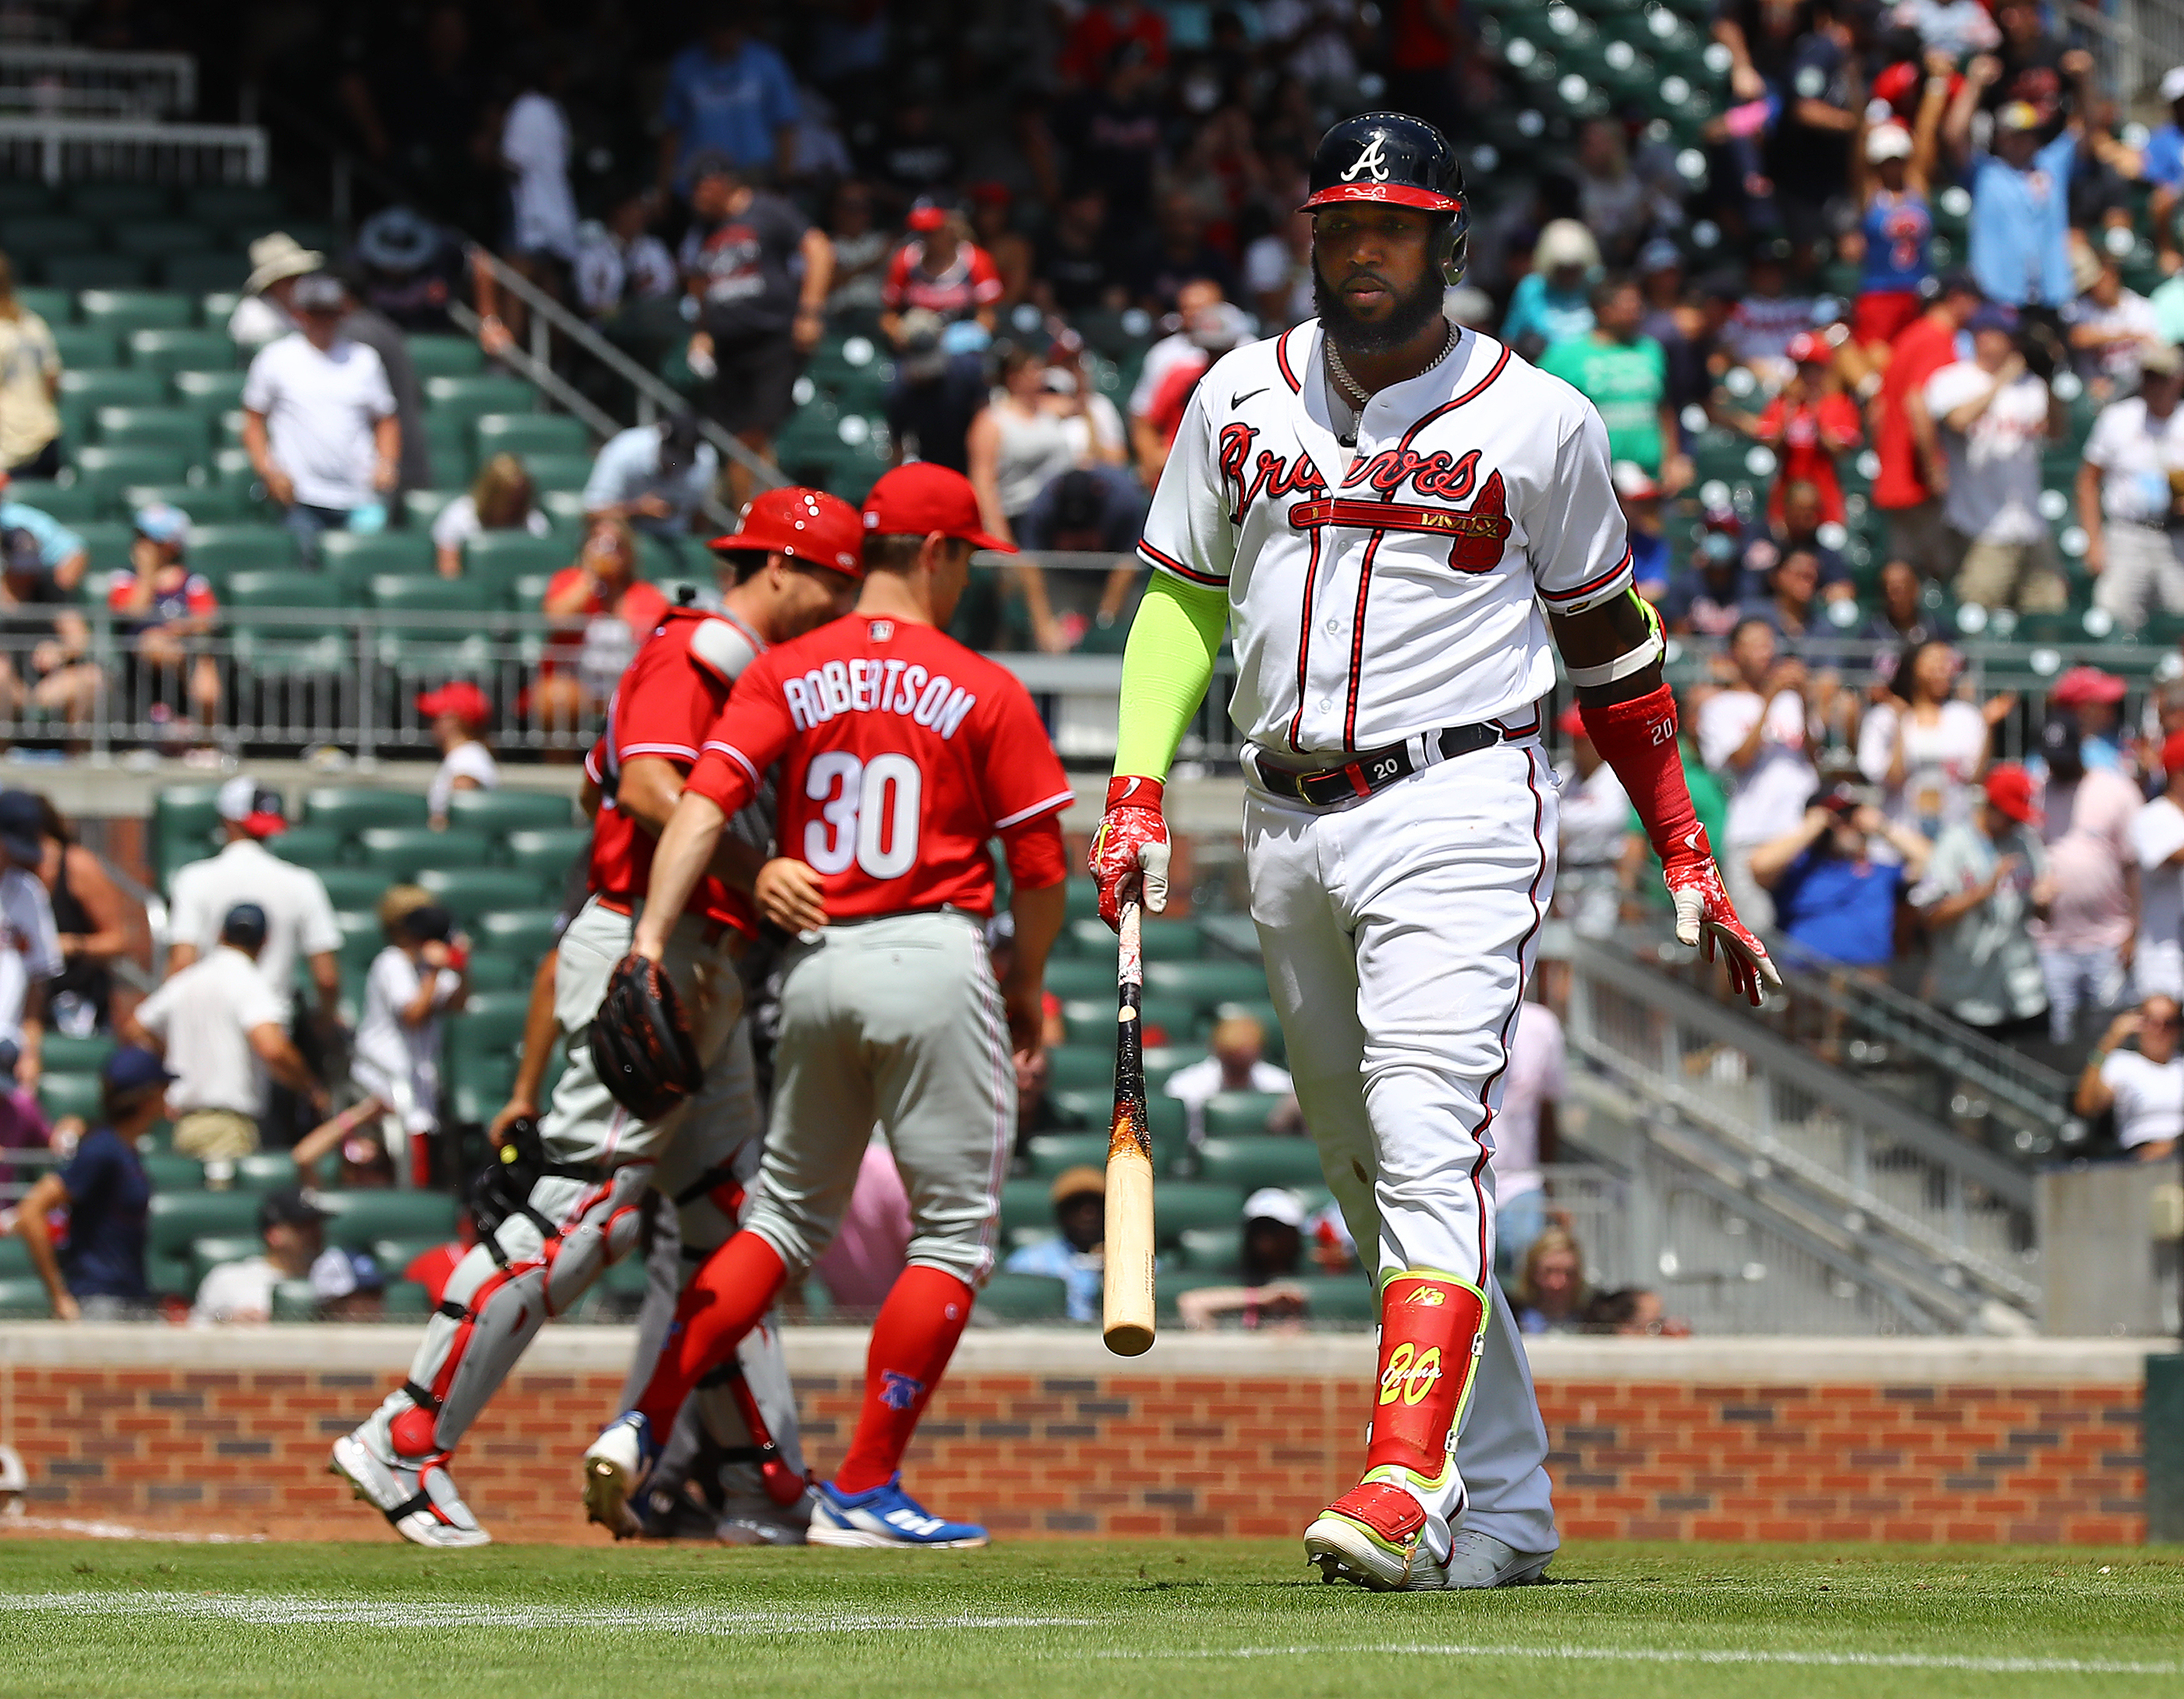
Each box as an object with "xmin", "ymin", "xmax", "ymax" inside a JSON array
[
  {"xmin": 1087, "ymin": 775, "xmax": 1171, "ymax": 930},
  {"xmin": 1661, "ymin": 825, "xmax": 1781, "ymax": 1009}
]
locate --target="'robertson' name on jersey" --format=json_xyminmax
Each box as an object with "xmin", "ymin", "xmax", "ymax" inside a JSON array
[{"xmin": 1138, "ymin": 321, "xmax": 1635, "ymax": 757}]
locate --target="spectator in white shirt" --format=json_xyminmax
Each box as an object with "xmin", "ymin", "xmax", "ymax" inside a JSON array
[
  {"xmin": 1492, "ymin": 996, "xmax": 1567, "ymax": 1282},
  {"xmin": 2130, "ymin": 730, "xmax": 2184, "ymax": 998},
  {"xmin": 1855, "ymin": 637, "xmax": 1996, "ymax": 839},
  {"xmin": 1555, "ymin": 705, "xmax": 1633, "ymax": 938},
  {"xmin": 581, "ymin": 414, "xmax": 719, "ymax": 550},
  {"xmin": 0, "ymin": 790, "xmax": 60, "ymax": 1089},
  {"xmin": 241, "ymin": 272, "xmax": 400, "ymax": 563},
  {"xmin": 1161, "ymin": 1012, "xmax": 1296, "ymax": 1144},
  {"xmin": 167, "ymin": 777, "xmax": 342, "ymax": 1032},
  {"xmin": 1923, "ymin": 303, "xmax": 2065, "ymax": 613},
  {"xmin": 228, "ymin": 232, "xmax": 323, "ymax": 349},
  {"xmin": 2065, "ymin": 248, "xmax": 2163, "ymax": 400},
  {"xmin": 2077, "ymin": 341, "xmax": 2184, "ymax": 630},
  {"xmin": 126, "ymin": 903, "xmax": 323, "ymax": 1160},
  {"xmin": 1696, "ymin": 617, "xmax": 1819, "ymax": 931},
  {"xmin": 349, "ymin": 888, "xmax": 468, "ymax": 1176},
  {"xmin": 431, "ymin": 453, "xmax": 550, "ymax": 580},
  {"xmin": 500, "ymin": 56, "xmax": 580, "ymax": 268},
  {"xmin": 417, "ymin": 683, "xmax": 500, "ymax": 827},
  {"xmin": 2075, "ymin": 993, "xmax": 2184, "ymax": 1160},
  {"xmin": 192, "ymin": 1185, "xmax": 381, "ymax": 1325}
]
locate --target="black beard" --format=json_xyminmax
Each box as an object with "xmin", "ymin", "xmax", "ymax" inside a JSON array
[{"xmin": 1313, "ymin": 258, "xmax": 1446, "ymax": 359}]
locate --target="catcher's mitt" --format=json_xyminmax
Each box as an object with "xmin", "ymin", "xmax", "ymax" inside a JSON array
[{"xmin": 590, "ymin": 953, "xmax": 704, "ymax": 1122}]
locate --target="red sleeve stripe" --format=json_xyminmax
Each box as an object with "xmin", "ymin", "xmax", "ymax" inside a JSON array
[
  {"xmin": 1275, "ymin": 329, "xmax": 1302, "ymax": 395},
  {"xmin": 993, "ymin": 789, "xmax": 1077, "ymax": 831},
  {"xmin": 583, "ymin": 745, "xmax": 604, "ymax": 783},
  {"xmin": 1539, "ymin": 544, "xmax": 1635, "ymax": 605},
  {"xmin": 619, "ymin": 741, "xmax": 700, "ymax": 760},
  {"xmin": 699, "ymin": 742, "xmax": 763, "ymax": 787},
  {"xmin": 1136, "ymin": 540, "xmax": 1227, "ymax": 585}
]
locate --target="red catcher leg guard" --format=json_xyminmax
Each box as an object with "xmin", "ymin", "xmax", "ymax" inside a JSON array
[
  {"xmin": 831, "ymin": 1264, "xmax": 977, "ymax": 1495},
  {"xmin": 634, "ymin": 1231, "xmax": 787, "ymax": 1437},
  {"xmin": 1364, "ymin": 1274, "xmax": 1487, "ymax": 1480}
]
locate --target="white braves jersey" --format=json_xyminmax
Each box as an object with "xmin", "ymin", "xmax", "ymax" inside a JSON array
[{"xmin": 1137, "ymin": 321, "xmax": 1632, "ymax": 757}]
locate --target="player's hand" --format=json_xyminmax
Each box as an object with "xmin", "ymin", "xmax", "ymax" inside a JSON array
[
  {"xmin": 488, "ymin": 1096, "xmax": 535, "ymax": 1147},
  {"xmin": 51, "ymin": 1289, "xmax": 79, "ymax": 1323},
  {"xmin": 754, "ymin": 857, "xmax": 828, "ymax": 934},
  {"xmin": 1662, "ymin": 828, "xmax": 1781, "ymax": 1008},
  {"xmin": 1088, "ymin": 775, "xmax": 1171, "ymax": 930},
  {"xmin": 264, "ymin": 467, "xmax": 295, "ymax": 507},
  {"xmin": 1003, "ymin": 984, "xmax": 1047, "ymax": 1062}
]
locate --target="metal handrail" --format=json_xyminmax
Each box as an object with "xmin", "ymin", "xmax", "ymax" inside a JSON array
[
  {"xmin": 0, "ymin": 47, "xmax": 195, "ymax": 115},
  {"xmin": 0, "ymin": 115, "xmax": 265, "ymax": 184}
]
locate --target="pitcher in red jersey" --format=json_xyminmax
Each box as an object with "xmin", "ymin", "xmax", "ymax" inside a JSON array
[{"xmin": 581, "ymin": 462, "xmax": 1071, "ymax": 1549}]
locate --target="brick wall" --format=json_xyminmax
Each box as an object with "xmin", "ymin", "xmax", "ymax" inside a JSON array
[{"xmin": 0, "ymin": 1329, "xmax": 2150, "ymax": 1544}]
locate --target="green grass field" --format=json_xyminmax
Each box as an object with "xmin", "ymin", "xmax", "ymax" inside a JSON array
[{"xmin": 0, "ymin": 1539, "xmax": 2177, "ymax": 1697}]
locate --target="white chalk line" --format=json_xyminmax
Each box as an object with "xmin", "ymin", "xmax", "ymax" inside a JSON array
[
  {"xmin": 10, "ymin": 1516, "xmax": 266, "ymax": 1544},
  {"xmin": 1087, "ymin": 1643, "xmax": 2182, "ymax": 1676},
  {"xmin": 0, "ymin": 1594, "xmax": 2171, "ymax": 1676},
  {"xmin": 0, "ymin": 1592, "xmax": 1090, "ymax": 1635}
]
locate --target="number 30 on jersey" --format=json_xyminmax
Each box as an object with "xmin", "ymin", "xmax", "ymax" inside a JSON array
[{"xmin": 804, "ymin": 752, "xmax": 922, "ymax": 879}]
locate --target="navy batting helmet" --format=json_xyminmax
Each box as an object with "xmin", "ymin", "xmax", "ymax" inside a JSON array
[{"xmin": 1299, "ymin": 112, "xmax": 1470, "ymax": 283}]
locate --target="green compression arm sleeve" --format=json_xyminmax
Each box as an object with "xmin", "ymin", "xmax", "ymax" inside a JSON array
[{"xmin": 1112, "ymin": 572, "xmax": 1229, "ymax": 781}]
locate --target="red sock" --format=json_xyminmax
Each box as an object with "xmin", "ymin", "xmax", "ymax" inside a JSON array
[
  {"xmin": 831, "ymin": 1264, "xmax": 975, "ymax": 1494},
  {"xmin": 634, "ymin": 1231, "xmax": 786, "ymax": 1436}
]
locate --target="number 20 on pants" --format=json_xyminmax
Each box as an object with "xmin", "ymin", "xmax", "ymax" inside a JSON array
[{"xmin": 805, "ymin": 752, "xmax": 923, "ymax": 880}]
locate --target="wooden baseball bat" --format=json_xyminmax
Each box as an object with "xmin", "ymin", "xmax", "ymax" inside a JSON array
[{"xmin": 1102, "ymin": 897, "xmax": 1157, "ymax": 1356}]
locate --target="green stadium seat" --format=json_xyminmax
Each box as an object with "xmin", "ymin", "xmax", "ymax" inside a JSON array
[
  {"xmin": 424, "ymin": 375, "xmax": 535, "ymax": 424},
  {"xmin": 1023, "ymin": 1132, "xmax": 1109, "ymax": 1178},
  {"xmin": 1175, "ymin": 1225, "xmax": 1241, "ymax": 1272},
  {"xmin": 225, "ymin": 572, "xmax": 348, "ymax": 677},
  {"xmin": 1044, "ymin": 959, "xmax": 1116, "ymax": 1002},
  {"xmin": 233, "ymin": 1151, "xmax": 303, "ymax": 1191},
  {"xmin": 76, "ymin": 289, "xmax": 193, "ymax": 333},
  {"xmin": 94, "ymin": 404, "xmax": 208, "ymax": 452},
  {"xmin": 1292, "ymin": 1275, "xmax": 1377, "ymax": 1323},
  {"xmin": 354, "ymin": 826, "xmax": 491, "ymax": 878},
  {"xmin": 1201, "ymin": 1093, "xmax": 1295, "ymax": 1140},
  {"xmin": 301, "ymin": 787, "xmax": 430, "ymax": 835},
  {"xmin": 0, "ymin": 1275, "xmax": 55, "ymax": 1317},
  {"xmin": 317, "ymin": 867, "xmax": 392, "ymax": 911},
  {"xmin": 522, "ymin": 452, "xmax": 595, "ymax": 493},
  {"xmin": 111, "ymin": 221, "xmax": 212, "ymax": 259},
  {"xmin": 446, "ymin": 992, "xmax": 534, "ymax": 1071},
  {"xmin": 170, "ymin": 368, "xmax": 248, "ymax": 411},
  {"xmin": 500, "ymin": 827, "xmax": 590, "ymax": 882},
  {"xmin": 183, "ymin": 185, "xmax": 286, "ymax": 225},
  {"xmin": 977, "ymin": 1272, "xmax": 1070, "ymax": 1321},
  {"xmin": 416, "ymin": 867, "xmax": 548, "ymax": 919},
  {"xmin": 371, "ymin": 1236, "xmax": 447, "ymax": 1278},
  {"xmin": 1142, "ymin": 959, "xmax": 1271, "ymax": 1009},
  {"xmin": 70, "ymin": 520, "xmax": 134, "ymax": 571},
  {"xmin": 38, "ymin": 1032, "xmax": 113, "ymax": 1074},
  {"xmin": 505, "ymin": 571, "xmax": 555, "ymax": 612},
  {"xmin": 0, "ymin": 480, "xmax": 94, "ymax": 524},
  {"xmin": 0, "ymin": 181, "xmax": 54, "ymax": 215},
  {"xmin": 1044, "ymin": 1045, "xmax": 1115, "ymax": 1092},
  {"xmin": 314, "ymin": 1189, "xmax": 458, "ymax": 1251},
  {"xmin": 37, "ymin": 1073, "xmax": 101, "ymax": 1123},
  {"xmin": 477, "ymin": 906, "xmax": 562, "ymax": 964},
  {"xmin": 16, "ymin": 284, "xmax": 73, "ymax": 323},
  {"xmin": 402, "ymin": 488, "xmax": 459, "ymax": 530},
  {"xmin": 367, "ymin": 573, "xmax": 491, "ymax": 615},
  {"xmin": 267, "ymin": 824, "xmax": 346, "ymax": 869},
  {"xmin": 998, "ymin": 1177, "xmax": 1054, "ymax": 1246},
  {"xmin": 1150, "ymin": 1182, "xmax": 1246, "ymax": 1244},
  {"xmin": 148, "ymin": 1190, "xmax": 260, "ymax": 1256},
  {"xmin": 58, "ymin": 367, "xmax": 165, "ymax": 408},
  {"xmin": 463, "ymin": 952, "xmax": 528, "ymax": 992},
  {"xmin": 461, "ymin": 531, "xmax": 567, "ymax": 589},
  {"xmin": 71, "ymin": 444, "xmax": 191, "ymax": 502},
  {"xmin": 320, "ymin": 530, "xmax": 436, "ymax": 582},
  {"xmin": 161, "ymin": 252, "xmax": 250, "ymax": 294},
  {"xmin": 540, "ymin": 489, "xmax": 587, "ymax": 527},
  {"xmin": 1195, "ymin": 1133, "xmax": 1323, "ymax": 1189},
  {"xmin": 140, "ymin": 1152, "xmax": 206, "ymax": 1191},
  {"xmin": 406, "ymin": 336, "xmax": 486, "ymax": 380},
  {"xmin": 67, "ymin": 183, "xmax": 172, "ymax": 221},
  {"xmin": 445, "ymin": 789, "xmax": 574, "ymax": 835},
  {"xmin": 0, "ymin": 1238, "xmax": 30, "ymax": 1276},
  {"xmin": 152, "ymin": 783, "xmax": 224, "ymax": 887},
  {"xmin": 1063, "ymin": 879, "xmax": 1101, "ymax": 922},
  {"xmin": 1, "ymin": 215, "xmax": 95, "ymax": 253},
  {"xmin": 120, "ymin": 484, "xmax": 247, "ymax": 524},
  {"xmin": 126, "ymin": 328, "xmax": 234, "ymax": 376},
  {"xmin": 381, "ymin": 1279, "xmax": 431, "ymax": 1321},
  {"xmin": 1136, "ymin": 995, "xmax": 1203, "ymax": 1049},
  {"xmin": 424, "ymin": 414, "xmax": 477, "ymax": 484},
  {"xmin": 186, "ymin": 523, "xmax": 295, "ymax": 578},
  {"xmin": 1063, "ymin": 916, "xmax": 1204, "ymax": 959},
  {"xmin": 47, "ymin": 325, "xmax": 117, "ymax": 369},
  {"xmin": 44, "ymin": 256, "xmax": 151, "ymax": 291},
  {"xmin": 473, "ymin": 413, "xmax": 590, "ymax": 458}
]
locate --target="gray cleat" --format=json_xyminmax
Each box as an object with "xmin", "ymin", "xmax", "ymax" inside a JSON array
[{"xmin": 1436, "ymin": 1530, "xmax": 1553, "ymax": 1588}]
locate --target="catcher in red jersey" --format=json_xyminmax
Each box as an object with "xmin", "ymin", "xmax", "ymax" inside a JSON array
[
  {"xmin": 330, "ymin": 488, "xmax": 862, "ymax": 1549},
  {"xmin": 581, "ymin": 462, "xmax": 1071, "ymax": 1549},
  {"xmin": 1088, "ymin": 112, "xmax": 1778, "ymax": 1591}
]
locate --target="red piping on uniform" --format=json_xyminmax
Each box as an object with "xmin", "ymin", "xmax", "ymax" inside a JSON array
[
  {"xmin": 1341, "ymin": 530, "xmax": 1385, "ymax": 750},
  {"xmin": 1275, "ymin": 328, "xmax": 1302, "ymax": 395},
  {"xmin": 1289, "ymin": 498, "xmax": 1511, "ymax": 537},
  {"xmin": 1285, "ymin": 527, "xmax": 1323, "ymax": 751},
  {"xmin": 1390, "ymin": 345, "xmax": 1511, "ymax": 456},
  {"xmin": 1540, "ymin": 541, "xmax": 1636, "ymax": 606},
  {"xmin": 1136, "ymin": 539, "xmax": 1226, "ymax": 586}
]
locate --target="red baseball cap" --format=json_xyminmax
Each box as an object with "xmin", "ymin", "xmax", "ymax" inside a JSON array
[
  {"xmin": 1983, "ymin": 762, "xmax": 2043, "ymax": 828},
  {"xmin": 2163, "ymin": 730, "xmax": 2184, "ymax": 777},
  {"xmin": 907, "ymin": 202, "xmax": 948, "ymax": 232},
  {"xmin": 1786, "ymin": 330, "xmax": 1831, "ymax": 367},
  {"xmin": 861, "ymin": 463, "xmax": 1014, "ymax": 553},
  {"xmin": 2051, "ymin": 665, "xmax": 2126, "ymax": 708},
  {"xmin": 417, "ymin": 682, "xmax": 491, "ymax": 729},
  {"xmin": 710, "ymin": 486, "xmax": 863, "ymax": 576}
]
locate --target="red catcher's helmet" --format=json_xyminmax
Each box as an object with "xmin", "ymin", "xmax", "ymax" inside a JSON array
[
  {"xmin": 1299, "ymin": 111, "xmax": 1470, "ymax": 282},
  {"xmin": 710, "ymin": 487, "xmax": 864, "ymax": 577}
]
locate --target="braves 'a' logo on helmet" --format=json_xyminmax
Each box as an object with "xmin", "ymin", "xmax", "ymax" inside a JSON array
[{"xmin": 1340, "ymin": 134, "xmax": 1392, "ymax": 183}]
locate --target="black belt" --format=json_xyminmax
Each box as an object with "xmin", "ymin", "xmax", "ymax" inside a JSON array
[{"xmin": 1253, "ymin": 715, "xmax": 1534, "ymax": 809}]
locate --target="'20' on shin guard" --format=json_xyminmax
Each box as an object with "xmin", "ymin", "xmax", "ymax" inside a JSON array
[{"xmin": 1363, "ymin": 1271, "xmax": 1490, "ymax": 1503}]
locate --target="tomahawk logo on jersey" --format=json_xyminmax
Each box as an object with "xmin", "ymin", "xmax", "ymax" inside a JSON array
[
  {"xmin": 684, "ymin": 615, "xmax": 1073, "ymax": 918},
  {"xmin": 1139, "ymin": 322, "xmax": 1635, "ymax": 757}
]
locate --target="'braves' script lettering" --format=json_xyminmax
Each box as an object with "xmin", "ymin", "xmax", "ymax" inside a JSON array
[
  {"xmin": 1340, "ymin": 446, "xmax": 1482, "ymax": 502},
  {"xmin": 1217, "ymin": 423, "xmax": 1328, "ymax": 524}
]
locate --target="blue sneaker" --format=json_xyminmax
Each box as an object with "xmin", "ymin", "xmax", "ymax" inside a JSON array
[
  {"xmin": 807, "ymin": 1474, "xmax": 989, "ymax": 1548},
  {"xmin": 580, "ymin": 1410, "xmax": 660, "ymax": 1540}
]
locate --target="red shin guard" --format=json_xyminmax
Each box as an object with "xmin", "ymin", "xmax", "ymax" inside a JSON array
[
  {"xmin": 634, "ymin": 1231, "xmax": 787, "ymax": 1436},
  {"xmin": 832, "ymin": 1264, "xmax": 977, "ymax": 1494},
  {"xmin": 1365, "ymin": 1274, "xmax": 1487, "ymax": 1481},
  {"xmin": 1578, "ymin": 684, "xmax": 1707, "ymax": 867}
]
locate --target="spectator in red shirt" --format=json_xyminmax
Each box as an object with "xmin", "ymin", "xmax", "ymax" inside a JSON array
[
  {"xmin": 1060, "ymin": 0, "xmax": 1168, "ymax": 87},
  {"xmin": 880, "ymin": 205, "xmax": 1001, "ymax": 349},
  {"xmin": 533, "ymin": 516, "xmax": 669, "ymax": 740},
  {"xmin": 1129, "ymin": 299, "xmax": 1252, "ymax": 485},
  {"xmin": 1734, "ymin": 331, "xmax": 1863, "ymax": 527},
  {"xmin": 1874, "ymin": 271, "xmax": 1982, "ymax": 580},
  {"xmin": 107, "ymin": 502, "xmax": 220, "ymax": 750}
]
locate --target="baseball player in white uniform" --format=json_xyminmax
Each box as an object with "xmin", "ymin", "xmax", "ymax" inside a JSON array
[{"xmin": 1089, "ymin": 112, "xmax": 1777, "ymax": 1591}]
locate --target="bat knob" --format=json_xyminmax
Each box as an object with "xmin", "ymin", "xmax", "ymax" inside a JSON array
[{"xmin": 1102, "ymin": 1322, "xmax": 1155, "ymax": 1357}]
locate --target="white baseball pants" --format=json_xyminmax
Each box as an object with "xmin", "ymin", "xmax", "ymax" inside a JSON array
[{"xmin": 1244, "ymin": 738, "xmax": 1559, "ymax": 1555}]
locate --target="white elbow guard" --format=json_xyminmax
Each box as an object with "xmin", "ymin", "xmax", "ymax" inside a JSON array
[{"xmin": 1563, "ymin": 622, "xmax": 1666, "ymax": 690}]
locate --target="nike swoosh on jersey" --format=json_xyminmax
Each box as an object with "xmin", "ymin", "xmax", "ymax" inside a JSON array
[{"xmin": 1232, "ymin": 386, "xmax": 1269, "ymax": 407}]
